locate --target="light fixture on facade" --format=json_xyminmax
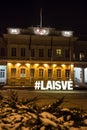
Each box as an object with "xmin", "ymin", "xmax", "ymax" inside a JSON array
[
  {"xmin": 8, "ymin": 63, "xmax": 12, "ymax": 66},
  {"xmin": 71, "ymin": 64, "xmax": 74, "ymax": 67},
  {"xmin": 34, "ymin": 27, "xmax": 49, "ymax": 35},
  {"xmin": 53, "ymin": 64, "xmax": 57, "ymax": 67},
  {"xmin": 7, "ymin": 28, "xmax": 21, "ymax": 34},
  {"xmin": 16, "ymin": 63, "xmax": 21, "ymax": 66},
  {"xmin": 61, "ymin": 31, "xmax": 73, "ymax": 37},
  {"xmin": 44, "ymin": 64, "xmax": 48, "ymax": 67},
  {"xmin": 61, "ymin": 64, "xmax": 65, "ymax": 67},
  {"xmin": 25, "ymin": 63, "xmax": 30, "ymax": 67},
  {"xmin": 35, "ymin": 64, "xmax": 39, "ymax": 67}
]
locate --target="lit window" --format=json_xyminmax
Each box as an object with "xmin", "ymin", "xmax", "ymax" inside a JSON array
[
  {"xmin": 20, "ymin": 68, "xmax": 26, "ymax": 77},
  {"xmin": 11, "ymin": 68, "xmax": 16, "ymax": 78},
  {"xmin": 65, "ymin": 69, "xmax": 70, "ymax": 78},
  {"xmin": 21, "ymin": 68, "xmax": 25, "ymax": 74},
  {"xmin": 39, "ymin": 69, "xmax": 43, "ymax": 78},
  {"xmin": 30, "ymin": 69, "xmax": 34, "ymax": 77},
  {"xmin": 56, "ymin": 69, "xmax": 61, "ymax": 78},
  {"xmin": 48, "ymin": 69, "xmax": 52, "ymax": 78},
  {"xmin": 56, "ymin": 49, "xmax": 62, "ymax": 56}
]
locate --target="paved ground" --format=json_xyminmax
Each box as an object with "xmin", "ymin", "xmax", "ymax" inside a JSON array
[{"xmin": 0, "ymin": 89, "xmax": 87, "ymax": 112}]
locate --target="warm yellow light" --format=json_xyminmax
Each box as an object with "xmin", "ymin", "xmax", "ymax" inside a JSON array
[
  {"xmin": 25, "ymin": 63, "xmax": 30, "ymax": 67},
  {"xmin": 7, "ymin": 28, "xmax": 20, "ymax": 34},
  {"xmin": 16, "ymin": 63, "xmax": 21, "ymax": 66},
  {"xmin": 53, "ymin": 64, "xmax": 57, "ymax": 67},
  {"xmin": 35, "ymin": 64, "xmax": 39, "ymax": 67},
  {"xmin": 61, "ymin": 64, "xmax": 65, "ymax": 67},
  {"xmin": 34, "ymin": 27, "xmax": 49, "ymax": 35},
  {"xmin": 8, "ymin": 63, "xmax": 12, "ymax": 66},
  {"xmin": 44, "ymin": 64, "xmax": 48, "ymax": 67},
  {"xmin": 71, "ymin": 64, "xmax": 74, "ymax": 67}
]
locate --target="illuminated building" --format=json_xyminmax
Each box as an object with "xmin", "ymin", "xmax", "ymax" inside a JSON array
[{"xmin": 0, "ymin": 27, "xmax": 87, "ymax": 88}]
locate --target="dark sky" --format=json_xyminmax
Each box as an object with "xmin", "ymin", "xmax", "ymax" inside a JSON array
[{"xmin": 0, "ymin": 0, "xmax": 87, "ymax": 34}]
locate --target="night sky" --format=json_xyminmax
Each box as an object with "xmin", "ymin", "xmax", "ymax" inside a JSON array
[{"xmin": 0, "ymin": 0, "xmax": 87, "ymax": 35}]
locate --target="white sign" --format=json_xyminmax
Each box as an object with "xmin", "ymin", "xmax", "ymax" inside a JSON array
[{"xmin": 34, "ymin": 80, "xmax": 73, "ymax": 90}]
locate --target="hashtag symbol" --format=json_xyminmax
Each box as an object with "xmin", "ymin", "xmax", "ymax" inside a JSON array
[{"xmin": 34, "ymin": 81, "xmax": 41, "ymax": 90}]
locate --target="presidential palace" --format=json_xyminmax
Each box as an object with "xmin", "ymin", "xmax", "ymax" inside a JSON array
[{"xmin": 0, "ymin": 26, "xmax": 87, "ymax": 88}]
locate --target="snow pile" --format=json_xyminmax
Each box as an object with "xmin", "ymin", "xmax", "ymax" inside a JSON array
[{"xmin": 0, "ymin": 91, "xmax": 87, "ymax": 130}]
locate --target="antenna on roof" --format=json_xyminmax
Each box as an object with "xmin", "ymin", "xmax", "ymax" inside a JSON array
[{"xmin": 40, "ymin": 8, "xmax": 42, "ymax": 27}]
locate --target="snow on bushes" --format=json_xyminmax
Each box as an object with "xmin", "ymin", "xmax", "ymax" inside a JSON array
[{"xmin": 0, "ymin": 90, "xmax": 87, "ymax": 130}]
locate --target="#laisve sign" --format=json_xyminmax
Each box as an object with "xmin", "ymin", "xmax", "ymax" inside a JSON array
[{"xmin": 34, "ymin": 80, "xmax": 73, "ymax": 90}]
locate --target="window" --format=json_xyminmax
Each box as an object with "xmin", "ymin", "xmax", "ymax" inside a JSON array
[
  {"xmin": 0, "ymin": 48, "xmax": 6, "ymax": 57},
  {"xmin": 21, "ymin": 68, "xmax": 25, "ymax": 74},
  {"xmin": 0, "ymin": 69, "xmax": 5, "ymax": 78},
  {"xmin": 65, "ymin": 49, "xmax": 69, "ymax": 58},
  {"xmin": 48, "ymin": 69, "xmax": 52, "ymax": 78},
  {"xmin": 30, "ymin": 69, "xmax": 34, "ymax": 77},
  {"xmin": 11, "ymin": 48, "xmax": 16, "ymax": 56},
  {"xmin": 20, "ymin": 68, "xmax": 26, "ymax": 77},
  {"xmin": 56, "ymin": 69, "xmax": 61, "ymax": 78},
  {"xmin": 39, "ymin": 49, "xmax": 44, "ymax": 57},
  {"xmin": 39, "ymin": 69, "xmax": 43, "ymax": 78},
  {"xmin": 65, "ymin": 69, "xmax": 70, "ymax": 78},
  {"xmin": 56, "ymin": 49, "xmax": 62, "ymax": 56},
  {"xmin": 11, "ymin": 68, "xmax": 16, "ymax": 78},
  {"xmin": 79, "ymin": 52, "xmax": 85, "ymax": 61},
  {"xmin": 48, "ymin": 49, "xmax": 51, "ymax": 57},
  {"xmin": 31, "ymin": 49, "xmax": 35, "ymax": 57},
  {"xmin": 21, "ymin": 48, "xmax": 25, "ymax": 57}
]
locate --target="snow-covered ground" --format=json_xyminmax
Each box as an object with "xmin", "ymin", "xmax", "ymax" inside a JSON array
[{"xmin": 0, "ymin": 90, "xmax": 87, "ymax": 130}]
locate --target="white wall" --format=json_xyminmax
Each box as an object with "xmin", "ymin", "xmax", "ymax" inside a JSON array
[
  {"xmin": 84, "ymin": 68, "xmax": 87, "ymax": 83},
  {"xmin": 74, "ymin": 67, "xmax": 82, "ymax": 82},
  {"xmin": 0, "ymin": 65, "xmax": 7, "ymax": 84}
]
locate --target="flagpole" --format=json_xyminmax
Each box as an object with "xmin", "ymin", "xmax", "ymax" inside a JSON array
[{"xmin": 40, "ymin": 8, "xmax": 42, "ymax": 27}]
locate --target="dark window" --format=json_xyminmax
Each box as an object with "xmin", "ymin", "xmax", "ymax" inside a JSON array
[
  {"xmin": 48, "ymin": 49, "xmax": 51, "ymax": 57},
  {"xmin": 79, "ymin": 52, "xmax": 85, "ymax": 61},
  {"xmin": 31, "ymin": 49, "xmax": 35, "ymax": 57},
  {"xmin": 39, "ymin": 49, "xmax": 44, "ymax": 57},
  {"xmin": 65, "ymin": 69, "xmax": 70, "ymax": 78},
  {"xmin": 21, "ymin": 48, "xmax": 25, "ymax": 57},
  {"xmin": 65, "ymin": 49, "xmax": 69, "ymax": 58},
  {"xmin": 0, "ymin": 69, "xmax": 5, "ymax": 78},
  {"xmin": 11, "ymin": 48, "xmax": 16, "ymax": 56},
  {"xmin": 56, "ymin": 69, "xmax": 61, "ymax": 78},
  {"xmin": 0, "ymin": 48, "xmax": 6, "ymax": 57}
]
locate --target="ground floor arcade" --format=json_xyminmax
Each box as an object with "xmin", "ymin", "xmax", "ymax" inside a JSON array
[{"xmin": 0, "ymin": 60, "xmax": 87, "ymax": 88}]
